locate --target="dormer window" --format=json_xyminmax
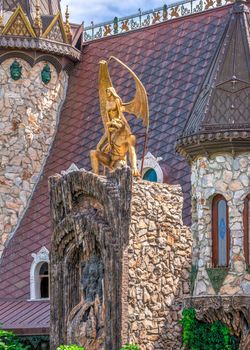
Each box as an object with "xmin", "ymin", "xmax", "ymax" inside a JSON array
[
  {"xmin": 244, "ymin": 195, "xmax": 250, "ymax": 266},
  {"xmin": 138, "ymin": 152, "xmax": 163, "ymax": 183},
  {"xmin": 30, "ymin": 247, "xmax": 50, "ymax": 300},
  {"xmin": 212, "ymin": 195, "xmax": 230, "ymax": 267},
  {"xmin": 143, "ymin": 168, "xmax": 158, "ymax": 182}
]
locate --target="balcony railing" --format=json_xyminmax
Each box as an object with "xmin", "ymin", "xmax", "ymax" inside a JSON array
[{"xmin": 83, "ymin": 0, "xmax": 232, "ymax": 42}]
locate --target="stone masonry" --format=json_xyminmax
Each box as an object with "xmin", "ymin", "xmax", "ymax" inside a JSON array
[
  {"xmin": 0, "ymin": 58, "xmax": 68, "ymax": 257},
  {"xmin": 127, "ymin": 180, "xmax": 192, "ymax": 349},
  {"xmin": 191, "ymin": 153, "xmax": 250, "ymax": 296},
  {"xmin": 49, "ymin": 166, "xmax": 192, "ymax": 350}
]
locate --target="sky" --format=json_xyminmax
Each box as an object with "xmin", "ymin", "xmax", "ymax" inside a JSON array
[{"xmin": 60, "ymin": 0, "xmax": 170, "ymax": 26}]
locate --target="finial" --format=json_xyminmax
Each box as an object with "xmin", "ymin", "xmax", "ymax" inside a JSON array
[
  {"xmin": 34, "ymin": 0, "xmax": 42, "ymax": 36},
  {"xmin": 64, "ymin": 5, "xmax": 72, "ymax": 43}
]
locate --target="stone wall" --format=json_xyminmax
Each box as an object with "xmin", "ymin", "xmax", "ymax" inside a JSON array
[
  {"xmin": 0, "ymin": 58, "xmax": 68, "ymax": 257},
  {"xmin": 191, "ymin": 153, "xmax": 250, "ymax": 296},
  {"xmin": 127, "ymin": 180, "xmax": 192, "ymax": 349},
  {"xmin": 49, "ymin": 166, "xmax": 192, "ymax": 350}
]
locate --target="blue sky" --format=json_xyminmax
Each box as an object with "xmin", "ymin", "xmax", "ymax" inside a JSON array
[{"xmin": 60, "ymin": 0, "xmax": 171, "ymax": 26}]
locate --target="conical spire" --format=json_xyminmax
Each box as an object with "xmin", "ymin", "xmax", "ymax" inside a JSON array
[{"xmin": 176, "ymin": 1, "xmax": 250, "ymax": 159}]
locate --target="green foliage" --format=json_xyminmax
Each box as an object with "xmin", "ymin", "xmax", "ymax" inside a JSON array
[
  {"xmin": 206, "ymin": 268, "xmax": 228, "ymax": 294},
  {"xmin": 0, "ymin": 329, "xmax": 29, "ymax": 350},
  {"xmin": 56, "ymin": 346, "xmax": 85, "ymax": 350},
  {"xmin": 180, "ymin": 308, "xmax": 239, "ymax": 350},
  {"xmin": 120, "ymin": 345, "xmax": 140, "ymax": 350}
]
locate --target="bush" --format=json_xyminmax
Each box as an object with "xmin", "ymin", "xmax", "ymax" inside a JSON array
[
  {"xmin": 56, "ymin": 346, "xmax": 85, "ymax": 350},
  {"xmin": 0, "ymin": 329, "xmax": 29, "ymax": 350},
  {"xmin": 180, "ymin": 308, "xmax": 239, "ymax": 350},
  {"xmin": 120, "ymin": 345, "xmax": 140, "ymax": 350}
]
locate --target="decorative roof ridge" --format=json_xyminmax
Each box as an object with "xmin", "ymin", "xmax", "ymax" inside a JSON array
[
  {"xmin": 83, "ymin": 0, "xmax": 234, "ymax": 42},
  {"xmin": 176, "ymin": 130, "xmax": 250, "ymax": 160},
  {"xmin": 2, "ymin": 5, "xmax": 36, "ymax": 37},
  {"xmin": 42, "ymin": 11, "xmax": 68, "ymax": 43}
]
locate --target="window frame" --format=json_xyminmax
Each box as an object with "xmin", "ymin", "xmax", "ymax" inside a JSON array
[
  {"xmin": 30, "ymin": 246, "xmax": 50, "ymax": 300},
  {"xmin": 243, "ymin": 195, "xmax": 250, "ymax": 266},
  {"xmin": 212, "ymin": 194, "xmax": 230, "ymax": 267}
]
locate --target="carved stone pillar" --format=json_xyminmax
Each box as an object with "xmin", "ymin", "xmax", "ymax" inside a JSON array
[{"xmin": 49, "ymin": 166, "xmax": 192, "ymax": 350}]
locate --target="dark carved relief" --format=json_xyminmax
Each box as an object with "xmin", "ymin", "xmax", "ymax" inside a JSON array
[
  {"xmin": 81, "ymin": 255, "xmax": 104, "ymax": 302},
  {"xmin": 49, "ymin": 167, "xmax": 132, "ymax": 350},
  {"xmin": 67, "ymin": 255, "xmax": 105, "ymax": 349}
]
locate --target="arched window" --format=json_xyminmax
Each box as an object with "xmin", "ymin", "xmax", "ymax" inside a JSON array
[
  {"xmin": 137, "ymin": 152, "xmax": 163, "ymax": 183},
  {"xmin": 30, "ymin": 247, "xmax": 49, "ymax": 300},
  {"xmin": 244, "ymin": 195, "xmax": 250, "ymax": 266},
  {"xmin": 39, "ymin": 262, "xmax": 49, "ymax": 299},
  {"xmin": 212, "ymin": 195, "xmax": 230, "ymax": 267},
  {"xmin": 143, "ymin": 168, "xmax": 158, "ymax": 182}
]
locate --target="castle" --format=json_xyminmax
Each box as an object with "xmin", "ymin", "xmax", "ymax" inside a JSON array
[{"xmin": 0, "ymin": 0, "xmax": 249, "ymax": 349}]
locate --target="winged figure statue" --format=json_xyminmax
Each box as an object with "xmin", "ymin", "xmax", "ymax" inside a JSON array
[{"xmin": 90, "ymin": 56, "xmax": 149, "ymax": 176}]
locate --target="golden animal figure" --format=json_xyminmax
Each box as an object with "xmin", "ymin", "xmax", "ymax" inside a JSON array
[{"xmin": 90, "ymin": 56, "xmax": 149, "ymax": 177}]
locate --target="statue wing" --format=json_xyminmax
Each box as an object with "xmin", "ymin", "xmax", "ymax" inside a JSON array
[
  {"xmin": 99, "ymin": 60, "xmax": 113, "ymax": 134},
  {"xmin": 109, "ymin": 56, "xmax": 149, "ymax": 131}
]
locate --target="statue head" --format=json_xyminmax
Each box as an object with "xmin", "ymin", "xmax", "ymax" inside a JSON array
[
  {"xmin": 10, "ymin": 60, "xmax": 22, "ymax": 81},
  {"xmin": 106, "ymin": 87, "xmax": 120, "ymax": 101},
  {"xmin": 41, "ymin": 64, "xmax": 52, "ymax": 85}
]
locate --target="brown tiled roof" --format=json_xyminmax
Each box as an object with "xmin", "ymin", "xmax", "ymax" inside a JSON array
[
  {"xmin": 0, "ymin": 301, "xmax": 50, "ymax": 333},
  {"xmin": 0, "ymin": 5, "xmax": 232, "ymax": 325}
]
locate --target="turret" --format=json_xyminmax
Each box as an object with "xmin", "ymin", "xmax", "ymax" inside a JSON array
[
  {"xmin": 176, "ymin": 0, "xmax": 250, "ymax": 346},
  {"xmin": 0, "ymin": 0, "xmax": 82, "ymax": 256}
]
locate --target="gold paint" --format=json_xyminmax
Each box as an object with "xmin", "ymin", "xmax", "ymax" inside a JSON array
[
  {"xmin": 42, "ymin": 12, "xmax": 68, "ymax": 43},
  {"xmin": 170, "ymin": 6, "xmax": 179, "ymax": 18},
  {"xmin": 90, "ymin": 56, "xmax": 149, "ymax": 177},
  {"xmin": 34, "ymin": 1, "xmax": 42, "ymax": 36},
  {"xmin": 2, "ymin": 5, "xmax": 36, "ymax": 37},
  {"xmin": 64, "ymin": 5, "xmax": 72, "ymax": 42},
  {"xmin": 104, "ymin": 24, "xmax": 112, "ymax": 36},
  {"xmin": 152, "ymin": 11, "xmax": 161, "ymax": 24},
  {"xmin": 205, "ymin": 0, "xmax": 214, "ymax": 9},
  {"xmin": 121, "ymin": 20, "xmax": 129, "ymax": 32}
]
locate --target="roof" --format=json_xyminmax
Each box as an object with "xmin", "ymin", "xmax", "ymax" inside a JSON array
[
  {"xmin": 176, "ymin": 1, "xmax": 250, "ymax": 158},
  {"xmin": 0, "ymin": 300, "xmax": 50, "ymax": 334},
  {"xmin": 0, "ymin": 4, "xmax": 233, "ymax": 330}
]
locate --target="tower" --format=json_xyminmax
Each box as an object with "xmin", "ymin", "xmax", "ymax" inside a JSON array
[
  {"xmin": 176, "ymin": 0, "xmax": 250, "ymax": 347},
  {"xmin": 0, "ymin": 0, "xmax": 82, "ymax": 257}
]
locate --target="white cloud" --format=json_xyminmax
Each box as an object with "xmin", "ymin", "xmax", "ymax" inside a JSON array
[{"xmin": 61, "ymin": 0, "xmax": 170, "ymax": 26}]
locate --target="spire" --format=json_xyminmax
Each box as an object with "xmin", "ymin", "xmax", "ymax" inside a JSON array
[
  {"xmin": 64, "ymin": 5, "xmax": 72, "ymax": 43},
  {"xmin": 33, "ymin": 0, "xmax": 42, "ymax": 36},
  {"xmin": 176, "ymin": 2, "xmax": 250, "ymax": 159}
]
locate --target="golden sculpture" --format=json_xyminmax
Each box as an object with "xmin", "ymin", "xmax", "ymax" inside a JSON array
[{"xmin": 90, "ymin": 56, "xmax": 149, "ymax": 176}]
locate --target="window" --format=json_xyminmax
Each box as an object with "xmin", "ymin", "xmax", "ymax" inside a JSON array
[
  {"xmin": 212, "ymin": 195, "xmax": 230, "ymax": 267},
  {"xmin": 137, "ymin": 152, "xmax": 164, "ymax": 183},
  {"xmin": 244, "ymin": 195, "xmax": 250, "ymax": 265},
  {"xmin": 30, "ymin": 246, "xmax": 49, "ymax": 300},
  {"xmin": 39, "ymin": 262, "xmax": 49, "ymax": 299},
  {"xmin": 143, "ymin": 168, "xmax": 158, "ymax": 182}
]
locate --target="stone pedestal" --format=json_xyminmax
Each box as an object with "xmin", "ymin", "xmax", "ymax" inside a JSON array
[{"xmin": 49, "ymin": 167, "xmax": 192, "ymax": 350}]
